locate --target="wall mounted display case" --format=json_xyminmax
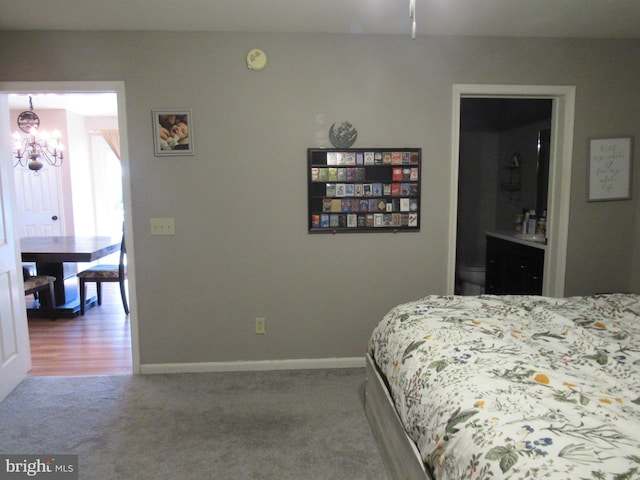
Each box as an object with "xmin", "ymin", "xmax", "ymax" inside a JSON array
[{"xmin": 308, "ymin": 148, "xmax": 421, "ymax": 233}]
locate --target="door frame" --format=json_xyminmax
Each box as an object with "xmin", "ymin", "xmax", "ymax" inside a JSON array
[
  {"xmin": 448, "ymin": 84, "xmax": 576, "ymax": 297},
  {"xmin": 0, "ymin": 80, "xmax": 140, "ymax": 374}
]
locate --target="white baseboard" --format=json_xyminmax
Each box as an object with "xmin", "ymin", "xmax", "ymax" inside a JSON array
[{"xmin": 140, "ymin": 357, "xmax": 365, "ymax": 374}]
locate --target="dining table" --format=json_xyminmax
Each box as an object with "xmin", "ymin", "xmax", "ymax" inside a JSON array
[{"xmin": 21, "ymin": 235, "xmax": 121, "ymax": 318}]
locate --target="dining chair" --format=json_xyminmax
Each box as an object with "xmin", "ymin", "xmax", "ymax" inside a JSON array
[
  {"xmin": 23, "ymin": 267, "xmax": 56, "ymax": 313},
  {"xmin": 77, "ymin": 232, "xmax": 129, "ymax": 315}
]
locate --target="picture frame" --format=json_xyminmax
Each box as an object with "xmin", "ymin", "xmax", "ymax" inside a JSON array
[
  {"xmin": 588, "ymin": 136, "xmax": 633, "ymax": 201},
  {"xmin": 152, "ymin": 109, "xmax": 194, "ymax": 156}
]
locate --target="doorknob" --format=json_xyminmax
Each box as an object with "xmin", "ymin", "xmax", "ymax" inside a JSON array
[{"xmin": 52, "ymin": 215, "xmax": 58, "ymax": 221}]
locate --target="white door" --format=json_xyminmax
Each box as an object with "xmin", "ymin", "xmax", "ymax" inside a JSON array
[
  {"xmin": 0, "ymin": 94, "xmax": 31, "ymax": 402},
  {"xmin": 13, "ymin": 165, "xmax": 63, "ymax": 236}
]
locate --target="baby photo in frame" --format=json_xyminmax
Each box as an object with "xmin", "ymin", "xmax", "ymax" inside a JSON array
[{"xmin": 153, "ymin": 109, "xmax": 194, "ymax": 156}]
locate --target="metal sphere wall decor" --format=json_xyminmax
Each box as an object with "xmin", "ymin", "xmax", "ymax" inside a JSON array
[{"xmin": 328, "ymin": 121, "xmax": 357, "ymax": 149}]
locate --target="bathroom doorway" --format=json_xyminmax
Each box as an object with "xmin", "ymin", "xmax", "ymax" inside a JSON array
[
  {"xmin": 448, "ymin": 84, "xmax": 576, "ymax": 298},
  {"xmin": 455, "ymin": 97, "xmax": 552, "ymax": 295}
]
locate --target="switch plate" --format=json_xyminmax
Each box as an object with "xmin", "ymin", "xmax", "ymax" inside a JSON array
[
  {"xmin": 150, "ymin": 218, "xmax": 175, "ymax": 235},
  {"xmin": 255, "ymin": 317, "xmax": 266, "ymax": 335}
]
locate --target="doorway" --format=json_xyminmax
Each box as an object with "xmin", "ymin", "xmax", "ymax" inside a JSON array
[
  {"xmin": 0, "ymin": 81, "xmax": 139, "ymax": 376},
  {"xmin": 455, "ymin": 97, "xmax": 552, "ymax": 295},
  {"xmin": 448, "ymin": 84, "xmax": 576, "ymax": 297}
]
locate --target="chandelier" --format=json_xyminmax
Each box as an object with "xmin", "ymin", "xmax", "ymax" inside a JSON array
[{"xmin": 12, "ymin": 96, "xmax": 64, "ymax": 174}]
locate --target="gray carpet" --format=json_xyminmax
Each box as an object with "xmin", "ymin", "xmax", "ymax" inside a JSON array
[{"xmin": 0, "ymin": 368, "xmax": 388, "ymax": 479}]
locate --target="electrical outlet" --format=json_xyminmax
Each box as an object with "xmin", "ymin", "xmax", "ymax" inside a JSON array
[
  {"xmin": 255, "ymin": 317, "xmax": 266, "ymax": 335},
  {"xmin": 150, "ymin": 218, "xmax": 175, "ymax": 235}
]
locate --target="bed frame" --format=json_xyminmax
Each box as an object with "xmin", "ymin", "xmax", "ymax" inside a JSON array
[{"xmin": 364, "ymin": 353, "xmax": 432, "ymax": 480}]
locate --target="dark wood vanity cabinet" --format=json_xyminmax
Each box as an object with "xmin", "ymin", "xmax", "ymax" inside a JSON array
[{"xmin": 485, "ymin": 236, "xmax": 544, "ymax": 295}]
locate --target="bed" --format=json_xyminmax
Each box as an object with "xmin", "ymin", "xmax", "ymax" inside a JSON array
[{"xmin": 365, "ymin": 293, "xmax": 640, "ymax": 480}]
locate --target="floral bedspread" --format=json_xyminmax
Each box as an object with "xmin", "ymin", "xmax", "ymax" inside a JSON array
[{"xmin": 368, "ymin": 294, "xmax": 640, "ymax": 480}]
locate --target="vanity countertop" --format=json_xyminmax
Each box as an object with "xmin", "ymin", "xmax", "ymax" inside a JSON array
[{"xmin": 486, "ymin": 231, "xmax": 547, "ymax": 250}]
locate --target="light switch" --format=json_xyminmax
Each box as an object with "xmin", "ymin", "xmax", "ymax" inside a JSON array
[{"xmin": 150, "ymin": 218, "xmax": 175, "ymax": 235}]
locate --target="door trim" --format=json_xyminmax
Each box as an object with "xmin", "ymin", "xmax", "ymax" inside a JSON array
[
  {"xmin": 449, "ymin": 84, "xmax": 576, "ymax": 297},
  {"xmin": 0, "ymin": 80, "xmax": 140, "ymax": 374}
]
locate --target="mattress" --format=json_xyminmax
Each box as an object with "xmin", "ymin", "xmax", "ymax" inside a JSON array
[{"xmin": 368, "ymin": 294, "xmax": 640, "ymax": 480}]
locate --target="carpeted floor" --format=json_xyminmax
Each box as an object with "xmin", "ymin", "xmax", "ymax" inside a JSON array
[{"xmin": 0, "ymin": 368, "xmax": 388, "ymax": 479}]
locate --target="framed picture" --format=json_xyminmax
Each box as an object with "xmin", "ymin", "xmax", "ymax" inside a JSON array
[
  {"xmin": 152, "ymin": 109, "xmax": 194, "ymax": 156},
  {"xmin": 588, "ymin": 136, "xmax": 633, "ymax": 201}
]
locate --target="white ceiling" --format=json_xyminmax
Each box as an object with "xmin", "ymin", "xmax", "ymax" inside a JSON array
[
  {"xmin": 5, "ymin": 0, "xmax": 639, "ymax": 116},
  {"xmin": 8, "ymin": 93, "xmax": 118, "ymax": 117},
  {"xmin": 1, "ymin": 0, "xmax": 640, "ymax": 38}
]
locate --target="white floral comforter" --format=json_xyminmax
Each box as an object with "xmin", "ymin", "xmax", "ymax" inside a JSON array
[{"xmin": 368, "ymin": 294, "xmax": 640, "ymax": 480}]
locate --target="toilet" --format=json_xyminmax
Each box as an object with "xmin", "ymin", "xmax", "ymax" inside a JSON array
[{"xmin": 456, "ymin": 264, "xmax": 486, "ymax": 295}]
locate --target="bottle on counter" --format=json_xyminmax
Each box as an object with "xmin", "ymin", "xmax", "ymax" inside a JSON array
[
  {"xmin": 527, "ymin": 210, "xmax": 536, "ymax": 234},
  {"xmin": 536, "ymin": 216, "xmax": 546, "ymax": 236},
  {"xmin": 514, "ymin": 214, "xmax": 523, "ymax": 233},
  {"xmin": 522, "ymin": 209, "xmax": 529, "ymax": 234}
]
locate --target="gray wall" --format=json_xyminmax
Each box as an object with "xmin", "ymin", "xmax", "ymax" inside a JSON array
[{"xmin": 1, "ymin": 32, "xmax": 639, "ymax": 366}]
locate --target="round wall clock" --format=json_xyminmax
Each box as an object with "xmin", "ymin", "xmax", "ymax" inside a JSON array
[
  {"xmin": 246, "ymin": 49, "xmax": 267, "ymax": 71},
  {"xmin": 17, "ymin": 110, "xmax": 40, "ymax": 133},
  {"xmin": 329, "ymin": 121, "xmax": 357, "ymax": 148}
]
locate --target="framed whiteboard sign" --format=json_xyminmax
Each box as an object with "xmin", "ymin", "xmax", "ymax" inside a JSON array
[{"xmin": 588, "ymin": 136, "xmax": 633, "ymax": 201}]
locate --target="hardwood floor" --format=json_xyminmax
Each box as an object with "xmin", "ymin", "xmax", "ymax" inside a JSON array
[{"xmin": 27, "ymin": 282, "xmax": 132, "ymax": 376}]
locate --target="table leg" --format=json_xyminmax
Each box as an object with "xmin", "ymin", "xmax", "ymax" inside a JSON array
[
  {"xmin": 34, "ymin": 262, "xmax": 70, "ymax": 305},
  {"xmin": 28, "ymin": 262, "xmax": 89, "ymax": 318}
]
